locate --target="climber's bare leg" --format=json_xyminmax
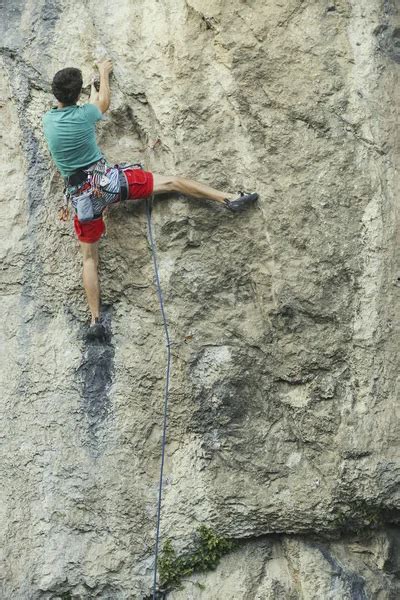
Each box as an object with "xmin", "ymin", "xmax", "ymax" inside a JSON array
[
  {"xmin": 80, "ymin": 241, "xmax": 100, "ymax": 325},
  {"xmin": 152, "ymin": 174, "xmax": 233, "ymax": 203}
]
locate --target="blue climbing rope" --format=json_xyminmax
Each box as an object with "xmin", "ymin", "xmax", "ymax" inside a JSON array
[{"xmin": 146, "ymin": 197, "xmax": 172, "ymax": 600}]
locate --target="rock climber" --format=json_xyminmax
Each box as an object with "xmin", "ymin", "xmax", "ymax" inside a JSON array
[{"xmin": 42, "ymin": 60, "xmax": 258, "ymax": 340}]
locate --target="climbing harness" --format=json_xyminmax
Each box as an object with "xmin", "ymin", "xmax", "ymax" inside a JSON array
[
  {"xmin": 62, "ymin": 159, "xmax": 144, "ymax": 223},
  {"xmin": 146, "ymin": 197, "xmax": 172, "ymax": 600}
]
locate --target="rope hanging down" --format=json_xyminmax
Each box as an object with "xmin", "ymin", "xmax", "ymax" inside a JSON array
[{"xmin": 146, "ymin": 197, "xmax": 172, "ymax": 600}]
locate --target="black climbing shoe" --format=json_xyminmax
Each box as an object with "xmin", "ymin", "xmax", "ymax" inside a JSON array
[
  {"xmin": 224, "ymin": 192, "xmax": 258, "ymax": 212},
  {"xmin": 86, "ymin": 318, "xmax": 107, "ymax": 342}
]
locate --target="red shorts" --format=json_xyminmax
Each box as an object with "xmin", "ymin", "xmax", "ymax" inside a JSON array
[
  {"xmin": 73, "ymin": 168, "xmax": 154, "ymax": 244},
  {"xmin": 124, "ymin": 168, "xmax": 154, "ymax": 200},
  {"xmin": 73, "ymin": 216, "xmax": 105, "ymax": 244}
]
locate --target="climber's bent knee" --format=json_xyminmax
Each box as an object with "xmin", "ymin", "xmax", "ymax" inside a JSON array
[
  {"xmin": 152, "ymin": 174, "xmax": 181, "ymax": 195},
  {"xmin": 80, "ymin": 240, "xmax": 99, "ymax": 262}
]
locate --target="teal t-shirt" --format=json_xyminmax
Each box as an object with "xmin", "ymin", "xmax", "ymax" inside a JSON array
[{"xmin": 42, "ymin": 103, "xmax": 104, "ymax": 177}]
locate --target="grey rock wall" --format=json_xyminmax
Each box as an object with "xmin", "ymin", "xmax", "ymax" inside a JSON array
[{"xmin": 1, "ymin": 0, "xmax": 400, "ymax": 598}]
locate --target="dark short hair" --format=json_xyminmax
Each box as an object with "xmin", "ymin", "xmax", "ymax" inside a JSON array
[{"xmin": 51, "ymin": 67, "xmax": 83, "ymax": 105}]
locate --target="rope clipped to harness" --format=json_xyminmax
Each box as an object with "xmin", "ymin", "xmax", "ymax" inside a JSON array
[{"xmin": 146, "ymin": 197, "xmax": 172, "ymax": 600}]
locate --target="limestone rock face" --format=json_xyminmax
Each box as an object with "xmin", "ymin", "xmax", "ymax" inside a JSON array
[{"xmin": 1, "ymin": 0, "xmax": 400, "ymax": 598}]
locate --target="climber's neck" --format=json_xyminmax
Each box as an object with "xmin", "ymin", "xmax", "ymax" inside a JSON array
[{"xmin": 56, "ymin": 101, "xmax": 77, "ymax": 109}]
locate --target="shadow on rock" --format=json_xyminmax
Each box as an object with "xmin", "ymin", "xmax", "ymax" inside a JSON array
[{"xmin": 76, "ymin": 307, "xmax": 115, "ymax": 450}]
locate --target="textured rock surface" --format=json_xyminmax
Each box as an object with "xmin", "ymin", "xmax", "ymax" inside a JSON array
[
  {"xmin": 170, "ymin": 531, "xmax": 400, "ymax": 600},
  {"xmin": 1, "ymin": 0, "xmax": 400, "ymax": 598}
]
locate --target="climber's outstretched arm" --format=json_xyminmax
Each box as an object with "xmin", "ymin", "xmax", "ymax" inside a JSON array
[{"xmin": 93, "ymin": 59, "xmax": 113, "ymax": 113}]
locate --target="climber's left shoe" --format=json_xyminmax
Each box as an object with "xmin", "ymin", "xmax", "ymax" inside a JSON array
[
  {"xmin": 86, "ymin": 318, "xmax": 107, "ymax": 342},
  {"xmin": 224, "ymin": 192, "xmax": 259, "ymax": 212}
]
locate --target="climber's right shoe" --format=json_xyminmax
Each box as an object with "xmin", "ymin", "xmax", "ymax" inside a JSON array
[
  {"xmin": 224, "ymin": 192, "xmax": 259, "ymax": 212},
  {"xmin": 86, "ymin": 318, "xmax": 107, "ymax": 342}
]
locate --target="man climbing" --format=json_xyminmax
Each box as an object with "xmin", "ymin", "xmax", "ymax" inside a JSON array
[{"xmin": 42, "ymin": 60, "xmax": 258, "ymax": 339}]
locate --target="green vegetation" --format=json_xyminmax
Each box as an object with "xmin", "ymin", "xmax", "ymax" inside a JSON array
[{"xmin": 159, "ymin": 526, "xmax": 236, "ymax": 591}]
